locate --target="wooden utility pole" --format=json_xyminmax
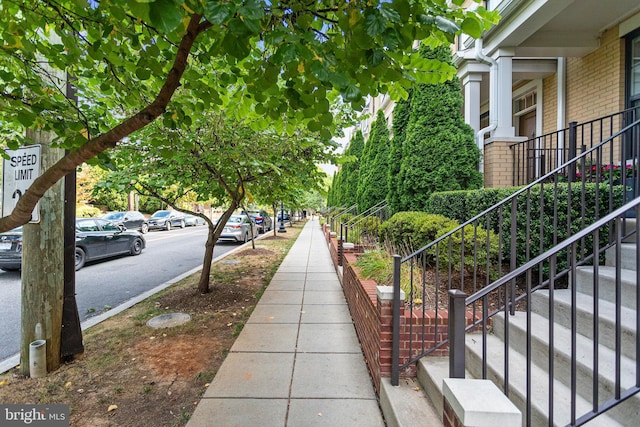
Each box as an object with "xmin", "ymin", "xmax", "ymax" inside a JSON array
[{"xmin": 20, "ymin": 131, "xmax": 65, "ymax": 375}]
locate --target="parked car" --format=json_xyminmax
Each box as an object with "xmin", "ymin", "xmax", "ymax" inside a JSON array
[
  {"xmin": 75, "ymin": 218, "xmax": 146, "ymax": 270},
  {"xmin": 0, "ymin": 219, "xmax": 146, "ymax": 271},
  {"xmin": 276, "ymin": 212, "xmax": 290, "ymax": 221},
  {"xmin": 184, "ymin": 214, "xmax": 206, "ymax": 227},
  {"xmin": 243, "ymin": 210, "xmax": 272, "ymax": 233},
  {"xmin": 218, "ymin": 215, "xmax": 257, "ymax": 243},
  {"xmin": 147, "ymin": 210, "xmax": 185, "ymax": 231},
  {"xmin": 102, "ymin": 211, "xmax": 149, "ymax": 233},
  {"xmin": 0, "ymin": 226, "xmax": 23, "ymax": 271}
]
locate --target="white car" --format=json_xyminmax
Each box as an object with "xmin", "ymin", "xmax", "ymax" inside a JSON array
[{"xmin": 218, "ymin": 215, "xmax": 258, "ymax": 243}]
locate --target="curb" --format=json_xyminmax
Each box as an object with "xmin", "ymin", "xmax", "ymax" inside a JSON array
[{"xmin": 0, "ymin": 230, "xmax": 275, "ymax": 375}]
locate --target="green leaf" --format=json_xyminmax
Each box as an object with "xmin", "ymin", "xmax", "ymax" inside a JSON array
[
  {"xmin": 461, "ymin": 17, "xmax": 483, "ymax": 38},
  {"xmin": 342, "ymin": 84, "xmax": 361, "ymax": 102},
  {"xmin": 16, "ymin": 110, "xmax": 36, "ymax": 127},
  {"xmin": 380, "ymin": 6, "xmax": 402, "ymax": 24},
  {"xmin": 311, "ymin": 61, "xmax": 330, "ymax": 81},
  {"xmin": 239, "ymin": 0, "xmax": 264, "ymax": 20},
  {"xmin": 434, "ymin": 16, "xmax": 460, "ymax": 34},
  {"xmin": 222, "ymin": 34, "xmax": 250, "ymax": 59},
  {"xmin": 135, "ymin": 67, "xmax": 151, "ymax": 80},
  {"xmin": 365, "ymin": 49, "xmax": 385, "ymax": 67},
  {"xmin": 364, "ymin": 11, "xmax": 387, "ymax": 37},
  {"xmin": 204, "ymin": 2, "xmax": 237, "ymax": 25},
  {"xmin": 148, "ymin": 0, "xmax": 184, "ymax": 33},
  {"xmin": 307, "ymin": 120, "xmax": 321, "ymax": 132}
]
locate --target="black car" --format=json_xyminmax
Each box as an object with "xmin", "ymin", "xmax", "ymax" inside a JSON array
[
  {"xmin": 0, "ymin": 226, "xmax": 23, "ymax": 271},
  {"xmin": 243, "ymin": 210, "xmax": 273, "ymax": 233},
  {"xmin": 102, "ymin": 211, "xmax": 149, "ymax": 234},
  {"xmin": 75, "ymin": 218, "xmax": 146, "ymax": 270},
  {"xmin": 147, "ymin": 210, "xmax": 186, "ymax": 231},
  {"xmin": 0, "ymin": 219, "xmax": 146, "ymax": 271}
]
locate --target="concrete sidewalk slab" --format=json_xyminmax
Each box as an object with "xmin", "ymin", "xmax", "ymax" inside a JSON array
[{"xmin": 187, "ymin": 218, "xmax": 386, "ymax": 427}]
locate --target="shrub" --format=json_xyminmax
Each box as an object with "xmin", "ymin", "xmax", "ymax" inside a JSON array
[
  {"xmin": 76, "ymin": 204, "xmax": 101, "ymax": 218},
  {"xmin": 425, "ymin": 183, "xmax": 627, "ymax": 275},
  {"xmin": 354, "ymin": 250, "xmax": 420, "ymax": 301},
  {"xmin": 379, "ymin": 211, "xmax": 500, "ymax": 275}
]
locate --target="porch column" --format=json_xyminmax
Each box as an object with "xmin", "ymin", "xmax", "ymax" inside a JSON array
[
  {"xmin": 462, "ymin": 73, "xmax": 483, "ymax": 133},
  {"xmin": 493, "ymin": 48, "xmax": 516, "ymax": 138}
]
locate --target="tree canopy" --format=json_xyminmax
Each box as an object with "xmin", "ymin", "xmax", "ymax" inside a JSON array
[
  {"xmin": 0, "ymin": 0, "xmax": 498, "ymax": 231},
  {"xmin": 106, "ymin": 110, "xmax": 332, "ymax": 292}
]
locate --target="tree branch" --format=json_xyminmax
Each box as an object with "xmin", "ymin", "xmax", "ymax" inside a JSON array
[{"xmin": 0, "ymin": 14, "xmax": 205, "ymax": 231}]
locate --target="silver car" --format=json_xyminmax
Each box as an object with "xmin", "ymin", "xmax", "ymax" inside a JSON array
[{"xmin": 218, "ymin": 215, "xmax": 257, "ymax": 243}]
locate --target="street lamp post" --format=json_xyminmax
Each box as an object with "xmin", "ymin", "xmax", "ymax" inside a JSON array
[{"xmin": 278, "ymin": 201, "xmax": 287, "ymax": 233}]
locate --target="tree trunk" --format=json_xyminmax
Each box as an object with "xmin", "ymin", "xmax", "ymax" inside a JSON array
[
  {"xmin": 197, "ymin": 204, "xmax": 237, "ymax": 294},
  {"xmin": 20, "ymin": 132, "xmax": 65, "ymax": 376}
]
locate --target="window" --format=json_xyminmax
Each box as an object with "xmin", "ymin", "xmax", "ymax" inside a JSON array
[
  {"xmin": 514, "ymin": 90, "xmax": 537, "ymax": 115},
  {"xmin": 627, "ymin": 30, "xmax": 640, "ymax": 106}
]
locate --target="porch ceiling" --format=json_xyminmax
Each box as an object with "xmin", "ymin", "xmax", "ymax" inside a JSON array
[{"xmin": 488, "ymin": 0, "xmax": 640, "ymax": 58}]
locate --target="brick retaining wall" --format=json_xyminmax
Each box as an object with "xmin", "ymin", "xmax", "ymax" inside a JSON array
[{"xmin": 325, "ymin": 228, "xmax": 484, "ymax": 393}]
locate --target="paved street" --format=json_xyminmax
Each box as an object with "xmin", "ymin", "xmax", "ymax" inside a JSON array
[{"xmin": 0, "ymin": 225, "xmax": 238, "ymax": 365}]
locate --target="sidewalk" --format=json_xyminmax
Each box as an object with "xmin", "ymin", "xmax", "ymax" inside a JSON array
[{"xmin": 187, "ymin": 217, "xmax": 385, "ymax": 427}]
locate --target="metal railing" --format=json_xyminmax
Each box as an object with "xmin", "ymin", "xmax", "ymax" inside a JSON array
[
  {"xmin": 391, "ymin": 115, "xmax": 640, "ymax": 423},
  {"xmin": 328, "ymin": 204, "xmax": 357, "ymax": 232},
  {"xmin": 338, "ymin": 202, "xmax": 389, "ymax": 266},
  {"xmin": 448, "ymin": 200, "xmax": 640, "ymax": 426},
  {"xmin": 511, "ymin": 107, "xmax": 640, "ymax": 186}
]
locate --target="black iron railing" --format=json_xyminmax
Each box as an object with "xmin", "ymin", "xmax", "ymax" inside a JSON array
[
  {"xmin": 328, "ymin": 204, "xmax": 357, "ymax": 232},
  {"xmin": 338, "ymin": 202, "xmax": 389, "ymax": 266},
  {"xmin": 391, "ymin": 115, "xmax": 640, "ymax": 424},
  {"xmin": 448, "ymin": 200, "xmax": 640, "ymax": 426},
  {"xmin": 511, "ymin": 107, "xmax": 640, "ymax": 186}
]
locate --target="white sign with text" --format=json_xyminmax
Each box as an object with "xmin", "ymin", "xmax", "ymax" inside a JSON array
[{"xmin": 2, "ymin": 145, "xmax": 41, "ymax": 223}]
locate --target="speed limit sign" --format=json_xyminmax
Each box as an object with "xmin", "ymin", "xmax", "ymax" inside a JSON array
[{"xmin": 2, "ymin": 145, "xmax": 41, "ymax": 223}]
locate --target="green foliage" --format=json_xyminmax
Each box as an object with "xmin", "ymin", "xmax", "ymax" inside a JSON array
[
  {"xmin": 330, "ymin": 130, "xmax": 365, "ymax": 207},
  {"xmin": 425, "ymin": 183, "xmax": 627, "ymax": 273},
  {"xmin": 379, "ymin": 211, "xmax": 458, "ymax": 254},
  {"xmin": 346, "ymin": 216, "xmax": 382, "ymax": 244},
  {"xmin": 396, "ymin": 44, "xmax": 483, "ymax": 212},
  {"xmin": 354, "ymin": 250, "xmax": 419, "ymax": 300},
  {"xmin": 88, "ymin": 187, "xmax": 128, "ymax": 211},
  {"xmin": 0, "ymin": 0, "xmax": 499, "ymax": 231},
  {"xmin": 357, "ymin": 110, "xmax": 391, "ymax": 211},
  {"xmin": 387, "ymin": 92, "xmax": 411, "ymax": 214},
  {"xmin": 76, "ymin": 204, "xmax": 101, "ymax": 218},
  {"xmin": 379, "ymin": 211, "xmax": 499, "ymax": 273}
]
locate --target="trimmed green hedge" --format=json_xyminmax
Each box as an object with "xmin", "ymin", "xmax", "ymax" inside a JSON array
[
  {"xmin": 379, "ymin": 211, "xmax": 499, "ymax": 274},
  {"xmin": 425, "ymin": 183, "xmax": 627, "ymax": 272}
]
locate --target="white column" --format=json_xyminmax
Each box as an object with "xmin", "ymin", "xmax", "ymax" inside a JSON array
[
  {"xmin": 462, "ymin": 73, "xmax": 483, "ymax": 133},
  {"xmin": 493, "ymin": 48, "xmax": 516, "ymax": 137}
]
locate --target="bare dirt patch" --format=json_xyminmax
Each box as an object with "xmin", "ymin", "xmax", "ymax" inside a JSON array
[{"xmin": 0, "ymin": 226, "xmax": 301, "ymax": 427}]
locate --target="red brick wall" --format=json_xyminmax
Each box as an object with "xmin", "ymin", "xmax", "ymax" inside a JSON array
[
  {"xmin": 444, "ymin": 398, "xmax": 464, "ymax": 427},
  {"xmin": 324, "ymin": 229, "xmax": 482, "ymax": 393}
]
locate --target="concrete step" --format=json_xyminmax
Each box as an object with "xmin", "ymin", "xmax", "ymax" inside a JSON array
[
  {"xmin": 605, "ymin": 243, "xmax": 637, "ymax": 271},
  {"xmin": 531, "ymin": 289, "xmax": 638, "ymax": 360},
  {"xmin": 575, "ymin": 266, "xmax": 638, "ymax": 309},
  {"xmin": 619, "ymin": 218, "xmax": 636, "ymax": 244},
  {"xmin": 491, "ymin": 311, "xmax": 639, "ymax": 424},
  {"xmin": 380, "ymin": 377, "xmax": 443, "ymax": 427},
  {"xmin": 465, "ymin": 331, "xmax": 624, "ymax": 427},
  {"xmin": 416, "ymin": 356, "xmax": 449, "ymax": 421}
]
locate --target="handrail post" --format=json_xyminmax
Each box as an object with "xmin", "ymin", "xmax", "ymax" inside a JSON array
[
  {"xmin": 338, "ymin": 224, "xmax": 344, "ymax": 266},
  {"xmin": 449, "ymin": 289, "xmax": 467, "ymax": 379},
  {"xmin": 391, "ymin": 254, "xmax": 402, "ymax": 386},
  {"xmin": 568, "ymin": 121, "xmax": 578, "ymax": 182},
  {"xmin": 510, "ymin": 198, "xmax": 517, "ymax": 315}
]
